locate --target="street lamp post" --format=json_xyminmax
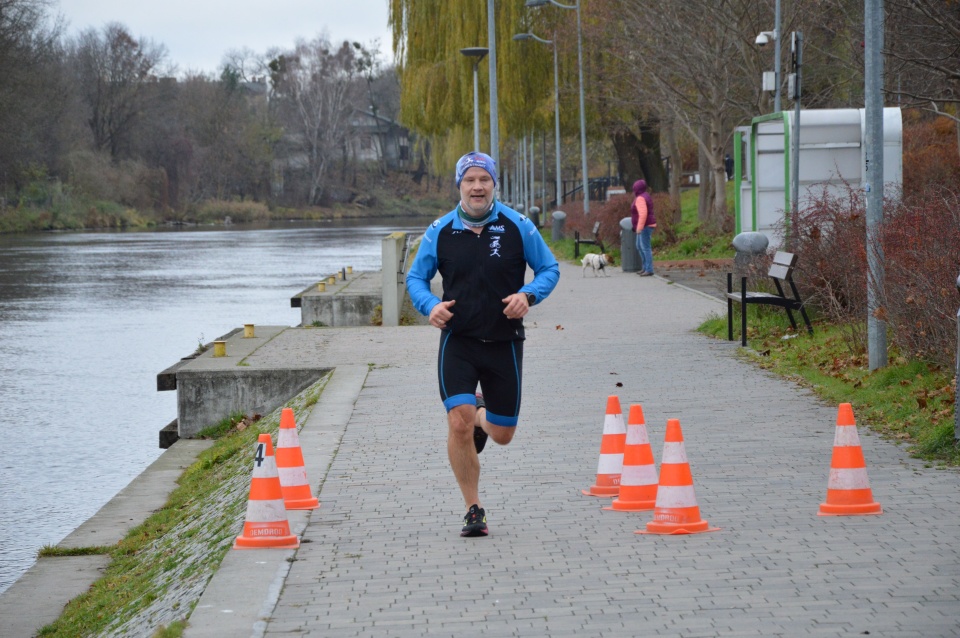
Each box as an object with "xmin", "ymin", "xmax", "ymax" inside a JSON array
[
  {"xmin": 460, "ymin": 47, "xmax": 489, "ymax": 152},
  {"xmin": 525, "ymin": 0, "xmax": 589, "ymax": 214},
  {"xmin": 487, "ymin": 0, "xmax": 500, "ymax": 168},
  {"xmin": 513, "ymin": 31, "xmax": 561, "ymax": 211},
  {"xmin": 788, "ymin": 32, "xmax": 802, "ymax": 218}
]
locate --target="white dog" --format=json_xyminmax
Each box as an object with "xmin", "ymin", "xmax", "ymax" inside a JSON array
[{"xmin": 581, "ymin": 252, "xmax": 610, "ymax": 277}]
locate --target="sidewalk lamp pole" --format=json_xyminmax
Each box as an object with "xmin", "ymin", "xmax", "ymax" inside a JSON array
[
  {"xmin": 788, "ymin": 32, "xmax": 801, "ymax": 218},
  {"xmin": 525, "ymin": 0, "xmax": 589, "ymax": 214},
  {"xmin": 513, "ymin": 31, "xmax": 561, "ymax": 210},
  {"xmin": 865, "ymin": 0, "xmax": 886, "ymax": 370},
  {"xmin": 460, "ymin": 47, "xmax": 489, "ymax": 152},
  {"xmin": 487, "ymin": 0, "xmax": 500, "ymax": 168}
]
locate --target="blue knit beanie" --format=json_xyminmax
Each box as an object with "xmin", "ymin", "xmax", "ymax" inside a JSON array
[{"xmin": 455, "ymin": 152, "xmax": 497, "ymax": 187}]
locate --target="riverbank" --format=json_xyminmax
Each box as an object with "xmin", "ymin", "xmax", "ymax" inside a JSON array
[{"xmin": 0, "ymin": 173, "xmax": 452, "ymax": 234}]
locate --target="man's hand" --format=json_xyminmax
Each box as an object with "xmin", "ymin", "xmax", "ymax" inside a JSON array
[
  {"xmin": 429, "ymin": 300, "xmax": 456, "ymax": 329},
  {"xmin": 501, "ymin": 293, "xmax": 530, "ymax": 320}
]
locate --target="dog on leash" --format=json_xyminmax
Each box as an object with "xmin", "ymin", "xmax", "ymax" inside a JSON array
[{"xmin": 581, "ymin": 252, "xmax": 611, "ymax": 277}]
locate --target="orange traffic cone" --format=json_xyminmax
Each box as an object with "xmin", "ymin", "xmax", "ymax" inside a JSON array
[
  {"xmin": 276, "ymin": 408, "xmax": 320, "ymax": 510},
  {"xmin": 233, "ymin": 433, "xmax": 300, "ymax": 549},
  {"xmin": 604, "ymin": 404, "xmax": 657, "ymax": 511},
  {"xmin": 582, "ymin": 396, "xmax": 627, "ymax": 497},
  {"xmin": 818, "ymin": 403, "xmax": 882, "ymax": 516},
  {"xmin": 637, "ymin": 419, "xmax": 719, "ymax": 535}
]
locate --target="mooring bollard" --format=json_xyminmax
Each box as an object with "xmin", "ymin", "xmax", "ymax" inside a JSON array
[
  {"xmin": 347, "ymin": 266, "xmax": 353, "ymax": 274},
  {"xmin": 551, "ymin": 210, "xmax": 566, "ymax": 242},
  {"xmin": 327, "ymin": 276, "xmax": 335, "ymax": 285},
  {"xmin": 243, "ymin": 324, "xmax": 255, "ymax": 338},
  {"xmin": 317, "ymin": 282, "xmax": 326, "ymax": 292},
  {"xmin": 213, "ymin": 341, "xmax": 227, "ymax": 357}
]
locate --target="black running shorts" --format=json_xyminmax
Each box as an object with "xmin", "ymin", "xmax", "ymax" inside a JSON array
[{"xmin": 437, "ymin": 332, "xmax": 523, "ymax": 427}]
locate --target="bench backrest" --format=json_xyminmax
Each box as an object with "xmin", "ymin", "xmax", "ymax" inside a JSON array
[{"xmin": 767, "ymin": 251, "xmax": 798, "ymax": 281}]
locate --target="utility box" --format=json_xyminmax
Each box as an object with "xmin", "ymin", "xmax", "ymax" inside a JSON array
[{"xmin": 735, "ymin": 107, "xmax": 903, "ymax": 246}]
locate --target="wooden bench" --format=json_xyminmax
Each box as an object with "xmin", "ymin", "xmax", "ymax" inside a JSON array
[
  {"xmin": 726, "ymin": 251, "xmax": 813, "ymax": 346},
  {"xmin": 574, "ymin": 221, "xmax": 603, "ymax": 258}
]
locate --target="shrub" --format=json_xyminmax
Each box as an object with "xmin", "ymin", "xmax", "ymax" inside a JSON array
[
  {"xmin": 902, "ymin": 112, "xmax": 960, "ymax": 193},
  {"xmin": 879, "ymin": 186, "xmax": 960, "ymax": 368},
  {"xmin": 787, "ymin": 181, "xmax": 960, "ymax": 367}
]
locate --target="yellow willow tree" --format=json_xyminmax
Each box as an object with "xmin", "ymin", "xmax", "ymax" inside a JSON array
[{"xmin": 388, "ymin": 0, "xmax": 557, "ymax": 182}]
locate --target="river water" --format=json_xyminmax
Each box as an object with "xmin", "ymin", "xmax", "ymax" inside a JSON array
[{"xmin": 0, "ymin": 218, "xmax": 434, "ymax": 594}]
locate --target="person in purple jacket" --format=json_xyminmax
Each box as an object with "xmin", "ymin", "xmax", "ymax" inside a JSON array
[
  {"xmin": 631, "ymin": 179, "xmax": 657, "ymax": 276},
  {"xmin": 406, "ymin": 151, "xmax": 559, "ymax": 537}
]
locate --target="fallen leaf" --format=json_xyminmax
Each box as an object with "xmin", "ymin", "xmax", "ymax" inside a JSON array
[
  {"xmin": 555, "ymin": 324, "xmax": 564, "ymax": 330},
  {"xmin": 615, "ymin": 382, "xmax": 623, "ymax": 387}
]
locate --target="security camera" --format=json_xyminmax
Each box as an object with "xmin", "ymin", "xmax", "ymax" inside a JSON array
[{"xmin": 755, "ymin": 33, "xmax": 770, "ymax": 47}]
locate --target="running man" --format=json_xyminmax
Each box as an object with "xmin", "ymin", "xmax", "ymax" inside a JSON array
[{"xmin": 406, "ymin": 151, "xmax": 560, "ymax": 537}]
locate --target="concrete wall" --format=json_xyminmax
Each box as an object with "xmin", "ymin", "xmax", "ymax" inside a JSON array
[{"xmin": 176, "ymin": 367, "xmax": 330, "ymax": 438}]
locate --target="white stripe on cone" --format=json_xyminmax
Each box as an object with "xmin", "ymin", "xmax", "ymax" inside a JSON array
[
  {"xmin": 246, "ymin": 499, "xmax": 288, "ymax": 523},
  {"xmin": 625, "ymin": 425, "xmax": 649, "ymax": 445},
  {"xmin": 834, "ymin": 426, "xmax": 862, "ymax": 447},
  {"xmin": 828, "ymin": 467, "xmax": 872, "ymax": 490},
  {"xmin": 621, "ymin": 463, "xmax": 658, "ymax": 485},
  {"xmin": 597, "ymin": 453, "xmax": 624, "ymax": 474},
  {"xmin": 602, "ymin": 412, "xmax": 626, "ymax": 435},
  {"xmin": 660, "ymin": 442, "xmax": 689, "ymax": 464},
  {"xmin": 654, "ymin": 484, "xmax": 699, "ymax": 509},
  {"xmin": 278, "ymin": 466, "xmax": 309, "ymax": 486}
]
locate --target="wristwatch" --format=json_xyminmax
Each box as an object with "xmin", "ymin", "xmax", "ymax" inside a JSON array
[{"xmin": 525, "ymin": 292, "xmax": 536, "ymax": 306}]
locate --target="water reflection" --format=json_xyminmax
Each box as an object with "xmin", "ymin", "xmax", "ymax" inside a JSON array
[{"xmin": 0, "ymin": 219, "xmax": 432, "ymax": 593}]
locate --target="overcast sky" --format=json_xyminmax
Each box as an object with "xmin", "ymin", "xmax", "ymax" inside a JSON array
[{"xmin": 56, "ymin": 0, "xmax": 394, "ymax": 75}]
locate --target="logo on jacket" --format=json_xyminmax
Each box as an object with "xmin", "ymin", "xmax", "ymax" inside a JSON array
[
  {"xmin": 489, "ymin": 224, "xmax": 505, "ymax": 233},
  {"xmin": 489, "ymin": 236, "xmax": 502, "ymax": 257}
]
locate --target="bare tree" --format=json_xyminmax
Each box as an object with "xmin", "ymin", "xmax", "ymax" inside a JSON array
[
  {"xmin": 269, "ymin": 36, "xmax": 362, "ymax": 205},
  {"xmin": 0, "ymin": 0, "xmax": 69, "ymax": 190},
  {"xmin": 885, "ymin": 0, "xmax": 960, "ymax": 108},
  {"xmin": 69, "ymin": 23, "xmax": 167, "ymax": 159},
  {"xmin": 615, "ymin": 0, "xmax": 763, "ymax": 231}
]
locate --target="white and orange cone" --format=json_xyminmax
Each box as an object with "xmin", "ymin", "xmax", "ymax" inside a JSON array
[
  {"xmin": 276, "ymin": 408, "xmax": 320, "ymax": 510},
  {"xmin": 604, "ymin": 404, "xmax": 657, "ymax": 511},
  {"xmin": 637, "ymin": 419, "xmax": 719, "ymax": 535},
  {"xmin": 818, "ymin": 403, "xmax": 882, "ymax": 516},
  {"xmin": 233, "ymin": 433, "xmax": 300, "ymax": 549},
  {"xmin": 582, "ymin": 395, "xmax": 626, "ymax": 497}
]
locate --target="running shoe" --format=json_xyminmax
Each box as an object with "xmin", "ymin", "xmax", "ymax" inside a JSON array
[
  {"xmin": 461, "ymin": 504, "xmax": 488, "ymax": 537},
  {"xmin": 473, "ymin": 394, "xmax": 488, "ymax": 454}
]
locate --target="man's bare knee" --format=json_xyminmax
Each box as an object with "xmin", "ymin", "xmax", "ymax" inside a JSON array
[{"xmin": 487, "ymin": 425, "xmax": 515, "ymax": 446}]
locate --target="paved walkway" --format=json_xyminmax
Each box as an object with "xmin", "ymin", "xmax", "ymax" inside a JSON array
[{"xmin": 187, "ymin": 262, "xmax": 960, "ymax": 637}]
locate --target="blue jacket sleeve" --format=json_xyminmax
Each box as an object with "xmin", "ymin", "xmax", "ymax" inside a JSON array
[
  {"xmin": 517, "ymin": 216, "xmax": 560, "ymax": 304},
  {"xmin": 405, "ymin": 222, "xmax": 442, "ymax": 316}
]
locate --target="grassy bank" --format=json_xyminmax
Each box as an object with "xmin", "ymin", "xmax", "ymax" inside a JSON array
[{"xmin": 36, "ymin": 374, "xmax": 331, "ymax": 637}]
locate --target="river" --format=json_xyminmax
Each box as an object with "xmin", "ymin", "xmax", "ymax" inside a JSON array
[{"xmin": 0, "ymin": 218, "xmax": 434, "ymax": 594}]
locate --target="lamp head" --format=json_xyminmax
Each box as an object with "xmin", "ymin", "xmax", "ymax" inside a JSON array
[
  {"xmin": 525, "ymin": 0, "xmax": 550, "ymax": 6},
  {"xmin": 513, "ymin": 34, "xmax": 532, "ymax": 41},
  {"xmin": 460, "ymin": 47, "xmax": 489, "ymax": 59}
]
